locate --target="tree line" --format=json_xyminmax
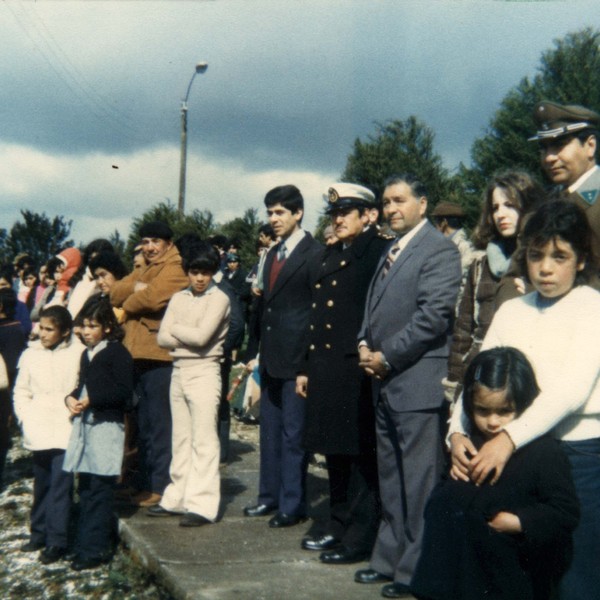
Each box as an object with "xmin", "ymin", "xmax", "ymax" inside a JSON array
[{"xmin": 3, "ymin": 28, "xmax": 599, "ymax": 270}]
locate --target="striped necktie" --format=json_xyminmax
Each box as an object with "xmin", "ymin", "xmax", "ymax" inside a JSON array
[{"xmin": 381, "ymin": 240, "xmax": 401, "ymax": 279}]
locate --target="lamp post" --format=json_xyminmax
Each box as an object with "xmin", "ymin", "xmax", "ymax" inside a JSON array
[{"xmin": 178, "ymin": 62, "xmax": 208, "ymax": 216}]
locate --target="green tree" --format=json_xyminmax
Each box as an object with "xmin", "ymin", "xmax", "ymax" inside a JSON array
[
  {"xmin": 219, "ymin": 208, "xmax": 264, "ymax": 269},
  {"xmin": 108, "ymin": 229, "xmax": 127, "ymax": 261},
  {"xmin": 467, "ymin": 28, "xmax": 600, "ymax": 190},
  {"xmin": 1, "ymin": 210, "xmax": 73, "ymax": 266},
  {"xmin": 341, "ymin": 117, "xmax": 458, "ymax": 208},
  {"xmin": 125, "ymin": 200, "xmax": 215, "ymax": 260}
]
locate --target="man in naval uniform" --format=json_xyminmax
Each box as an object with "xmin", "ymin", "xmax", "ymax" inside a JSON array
[{"xmin": 297, "ymin": 183, "xmax": 390, "ymax": 565}]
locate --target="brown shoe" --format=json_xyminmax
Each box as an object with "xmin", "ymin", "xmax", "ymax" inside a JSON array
[{"xmin": 131, "ymin": 491, "xmax": 162, "ymax": 507}]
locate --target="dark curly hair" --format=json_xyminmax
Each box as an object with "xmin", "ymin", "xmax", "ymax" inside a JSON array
[
  {"xmin": 518, "ymin": 200, "xmax": 595, "ymax": 286},
  {"xmin": 77, "ymin": 296, "xmax": 124, "ymax": 342}
]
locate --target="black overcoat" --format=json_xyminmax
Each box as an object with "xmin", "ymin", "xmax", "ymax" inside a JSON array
[
  {"xmin": 302, "ymin": 227, "xmax": 389, "ymax": 455},
  {"xmin": 257, "ymin": 232, "xmax": 322, "ymax": 380},
  {"xmin": 411, "ymin": 435, "xmax": 580, "ymax": 600}
]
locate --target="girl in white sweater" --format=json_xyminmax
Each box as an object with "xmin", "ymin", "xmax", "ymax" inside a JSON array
[
  {"xmin": 449, "ymin": 200, "xmax": 600, "ymax": 600},
  {"xmin": 13, "ymin": 306, "xmax": 83, "ymax": 564}
]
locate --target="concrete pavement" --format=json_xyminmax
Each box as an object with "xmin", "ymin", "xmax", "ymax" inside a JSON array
[{"xmin": 117, "ymin": 423, "xmax": 415, "ymax": 600}]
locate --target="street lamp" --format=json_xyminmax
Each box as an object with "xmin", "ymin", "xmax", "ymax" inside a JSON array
[{"xmin": 178, "ymin": 62, "xmax": 208, "ymax": 216}]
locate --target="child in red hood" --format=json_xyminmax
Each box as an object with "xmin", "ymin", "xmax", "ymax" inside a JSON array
[{"xmin": 54, "ymin": 248, "xmax": 82, "ymax": 304}]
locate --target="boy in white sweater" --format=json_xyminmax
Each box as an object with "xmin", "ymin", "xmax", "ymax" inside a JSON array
[
  {"xmin": 151, "ymin": 241, "xmax": 230, "ymax": 526},
  {"xmin": 14, "ymin": 306, "xmax": 84, "ymax": 563}
]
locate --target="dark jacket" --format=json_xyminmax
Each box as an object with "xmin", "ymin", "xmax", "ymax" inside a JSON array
[
  {"xmin": 411, "ymin": 435, "xmax": 580, "ymax": 600},
  {"xmin": 224, "ymin": 267, "xmax": 251, "ymax": 304},
  {"xmin": 0, "ymin": 317, "xmax": 27, "ymax": 384},
  {"xmin": 447, "ymin": 255, "xmax": 500, "ymax": 398},
  {"xmin": 253, "ymin": 232, "xmax": 322, "ymax": 380},
  {"xmin": 303, "ymin": 227, "xmax": 389, "ymax": 454},
  {"xmin": 70, "ymin": 341, "xmax": 134, "ymax": 423},
  {"xmin": 216, "ymin": 278, "xmax": 245, "ymax": 355}
]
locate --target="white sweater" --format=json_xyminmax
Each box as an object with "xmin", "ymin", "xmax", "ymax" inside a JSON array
[
  {"xmin": 13, "ymin": 336, "xmax": 84, "ymax": 451},
  {"xmin": 449, "ymin": 285, "xmax": 600, "ymax": 447},
  {"xmin": 157, "ymin": 284, "xmax": 230, "ymax": 364}
]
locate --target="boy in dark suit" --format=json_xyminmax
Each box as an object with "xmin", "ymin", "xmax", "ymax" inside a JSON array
[{"xmin": 243, "ymin": 185, "xmax": 322, "ymax": 527}]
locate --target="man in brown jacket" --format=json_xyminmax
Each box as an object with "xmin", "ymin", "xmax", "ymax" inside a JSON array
[{"xmin": 110, "ymin": 221, "xmax": 188, "ymax": 506}]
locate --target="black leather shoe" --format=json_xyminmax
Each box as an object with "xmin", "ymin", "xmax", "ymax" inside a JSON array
[
  {"xmin": 179, "ymin": 512, "xmax": 211, "ymax": 527},
  {"xmin": 243, "ymin": 503, "xmax": 276, "ymax": 517},
  {"xmin": 147, "ymin": 505, "xmax": 177, "ymax": 517},
  {"xmin": 39, "ymin": 545, "xmax": 67, "ymax": 564},
  {"xmin": 70, "ymin": 554, "xmax": 111, "ymax": 571},
  {"xmin": 268, "ymin": 512, "xmax": 307, "ymax": 528},
  {"xmin": 354, "ymin": 568, "xmax": 393, "ymax": 584},
  {"xmin": 381, "ymin": 582, "xmax": 412, "ymax": 598},
  {"xmin": 301, "ymin": 533, "xmax": 339, "ymax": 551},
  {"xmin": 65, "ymin": 550, "xmax": 77, "ymax": 562},
  {"xmin": 20, "ymin": 540, "xmax": 44, "ymax": 553},
  {"xmin": 320, "ymin": 545, "xmax": 369, "ymax": 564}
]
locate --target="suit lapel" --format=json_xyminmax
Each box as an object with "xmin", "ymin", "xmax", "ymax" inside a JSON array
[
  {"xmin": 265, "ymin": 234, "xmax": 310, "ymax": 300},
  {"xmin": 368, "ymin": 222, "xmax": 432, "ymax": 312}
]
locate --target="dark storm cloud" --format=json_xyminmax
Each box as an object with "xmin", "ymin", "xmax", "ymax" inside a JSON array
[{"xmin": 1, "ymin": 0, "xmax": 598, "ymax": 243}]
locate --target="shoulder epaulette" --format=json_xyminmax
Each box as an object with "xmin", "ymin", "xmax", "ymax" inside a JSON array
[{"xmin": 578, "ymin": 167, "xmax": 600, "ymax": 206}]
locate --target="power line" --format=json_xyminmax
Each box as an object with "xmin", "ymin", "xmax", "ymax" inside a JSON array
[{"xmin": 4, "ymin": 0, "xmax": 153, "ymax": 146}]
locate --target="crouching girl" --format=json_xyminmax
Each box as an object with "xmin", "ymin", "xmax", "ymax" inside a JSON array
[{"xmin": 412, "ymin": 347, "xmax": 579, "ymax": 600}]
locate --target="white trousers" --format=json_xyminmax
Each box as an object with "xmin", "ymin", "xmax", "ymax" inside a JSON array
[{"xmin": 160, "ymin": 360, "xmax": 221, "ymax": 520}]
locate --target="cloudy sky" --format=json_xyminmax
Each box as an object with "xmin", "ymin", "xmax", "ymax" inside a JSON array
[{"xmin": 1, "ymin": 0, "xmax": 597, "ymax": 243}]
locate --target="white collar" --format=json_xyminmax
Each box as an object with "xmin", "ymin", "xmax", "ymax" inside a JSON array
[
  {"xmin": 395, "ymin": 218, "xmax": 427, "ymax": 251},
  {"xmin": 87, "ymin": 339, "xmax": 108, "ymax": 360},
  {"xmin": 279, "ymin": 228, "xmax": 306, "ymax": 256}
]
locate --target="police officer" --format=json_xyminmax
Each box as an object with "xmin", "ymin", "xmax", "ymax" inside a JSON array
[
  {"xmin": 296, "ymin": 183, "xmax": 390, "ymax": 564},
  {"xmin": 530, "ymin": 100, "xmax": 600, "ymax": 258},
  {"xmin": 496, "ymin": 101, "xmax": 600, "ymax": 306}
]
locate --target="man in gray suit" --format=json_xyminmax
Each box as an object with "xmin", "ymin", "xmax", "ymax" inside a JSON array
[{"xmin": 355, "ymin": 174, "xmax": 461, "ymax": 599}]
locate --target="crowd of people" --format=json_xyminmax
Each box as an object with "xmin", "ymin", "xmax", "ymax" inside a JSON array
[{"xmin": 0, "ymin": 99, "xmax": 599, "ymax": 599}]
